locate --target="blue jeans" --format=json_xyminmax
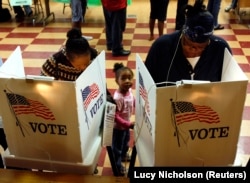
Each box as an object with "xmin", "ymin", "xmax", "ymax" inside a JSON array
[
  {"xmin": 71, "ymin": 0, "xmax": 83, "ymax": 22},
  {"xmin": 207, "ymin": 0, "xmax": 222, "ymax": 27},
  {"xmin": 121, "ymin": 129, "xmax": 130, "ymax": 158},
  {"xmin": 23, "ymin": 5, "xmax": 32, "ymax": 16},
  {"xmin": 112, "ymin": 128, "xmax": 127, "ymax": 171}
]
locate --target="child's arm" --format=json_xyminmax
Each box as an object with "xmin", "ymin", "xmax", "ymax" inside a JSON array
[{"xmin": 115, "ymin": 113, "xmax": 133, "ymax": 129}]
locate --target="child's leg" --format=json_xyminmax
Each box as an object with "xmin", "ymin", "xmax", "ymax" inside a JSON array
[
  {"xmin": 112, "ymin": 128, "xmax": 126, "ymax": 174},
  {"xmin": 121, "ymin": 129, "xmax": 130, "ymax": 161}
]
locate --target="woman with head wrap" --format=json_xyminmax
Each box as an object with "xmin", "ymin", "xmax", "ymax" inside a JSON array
[{"xmin": 144, "ymin": 0, "xmax": 231, "ymax": 87}]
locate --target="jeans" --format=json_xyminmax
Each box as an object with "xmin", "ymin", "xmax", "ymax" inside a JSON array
[
  {"xmin": 121, "ymin": 129, "xmax": 130, "ymax": 158},
  {"xmin": 112, "ymin": 128, "xmax": 127, "ymax": 171}
]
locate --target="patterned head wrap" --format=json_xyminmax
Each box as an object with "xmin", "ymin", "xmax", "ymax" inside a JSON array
[{"xmin": 183, "ymin": 2, "xmax": 214, "ymax": 43}]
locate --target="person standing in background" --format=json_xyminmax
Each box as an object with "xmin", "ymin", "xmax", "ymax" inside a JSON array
[
  {"xmin": 175, "ymin": 0, "xmax": 188, "ymax": 30},
  {"xmin": 101, "ymin": 0, "xmax": 130, "ymax": 56},
  {"xmin": 71, "ymin": 0, "xmax": 93, "ymax": 40},
  {"xmin": 148, "ymin": 0, "xmax": 169, "ymax": 41},
  {"xmin": 207, "ymin": 0, "xmax": 224, "ymax": 30}
]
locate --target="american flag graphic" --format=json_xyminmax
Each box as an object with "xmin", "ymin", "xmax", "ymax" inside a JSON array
[
  {"xmin": 172, "ymin": 101, "xmax": 220, "ymax": 125},
  {"xmin": 81, "ymin": 83, "xmax": 100, "ymax": 110},
  {"xmin": 139, "ymin": 72, "xmax": 150, "ymax": 115},
  {"xmin": 6, "ymin": 93, "xmax": 55, "ymax": 120}
]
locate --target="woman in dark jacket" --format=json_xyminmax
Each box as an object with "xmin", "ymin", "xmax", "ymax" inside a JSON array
[{"xmin": 145, "ymin": 0, "xmax": 231, "ymax": 86}]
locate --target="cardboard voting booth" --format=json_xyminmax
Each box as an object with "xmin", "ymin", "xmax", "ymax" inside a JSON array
[
  {"xmin": 0, "ymin": 47, "xmax": 106, "ymax": 174},
  {"xmin": 135, "ymin": 48, "xmax": 248, "ymax": 166}
]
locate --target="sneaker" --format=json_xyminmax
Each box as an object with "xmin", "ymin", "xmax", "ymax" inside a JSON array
[{"xmin": 82, "ymin": 35, "xmax": 93, "ymax": 40}]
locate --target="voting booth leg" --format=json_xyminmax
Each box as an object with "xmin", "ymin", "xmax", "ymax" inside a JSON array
[
  {"xmin": 127, "ymin": 146, "xmax": 137, "ymax": 178},
  {"xmin": 42, "ymin": 0, "xmax": 55, "ymax": 26},
  {"xmin": 246, "ymin": 158, "xmax": 250, "ymax": 167}
]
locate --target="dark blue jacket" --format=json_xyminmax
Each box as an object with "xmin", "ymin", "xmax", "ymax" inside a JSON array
[{"xmin": 145, "ymin": 31, "xmax": 231, "ymax": 86}]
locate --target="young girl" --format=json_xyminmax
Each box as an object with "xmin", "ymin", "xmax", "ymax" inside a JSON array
[{"xmin": 112, "ymin": 63, "xmax": 135, "ymax": 176}]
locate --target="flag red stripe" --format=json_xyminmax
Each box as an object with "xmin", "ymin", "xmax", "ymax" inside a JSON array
[
  {"xmin": 176, "ymin": 112, "xmax": 220, "ymax": 124},
  {"xmin": 13, "ymin": 105, "xmax": 55, "ymax": 120},
  {"xmin": 83, "ymin": 84, "xmax": 100, "ymax": 110},
  {"xmin": 176, "ymin": 113, "xmax": 199, "ymax": 124},
  {"xmin": 139, "ymin": 87, "xmax": 150, "ymax": 114}
]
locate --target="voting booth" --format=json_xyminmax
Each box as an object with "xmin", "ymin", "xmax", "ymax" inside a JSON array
[
  {"xmin": 0, "ymin": 47, "xmax": 106, "ymax": 174},
  {"xmin": 135, "ymin": 48, "xmax": 248, "ymax": 166}
]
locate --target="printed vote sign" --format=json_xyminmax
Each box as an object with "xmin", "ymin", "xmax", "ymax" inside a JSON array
[{"xmin": 135, "ymin": 48, "xmax": 248, "ymax": 166}]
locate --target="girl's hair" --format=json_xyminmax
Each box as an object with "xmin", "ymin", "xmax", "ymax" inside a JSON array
[
  {"xmin": 113, "ymin": 63, "xmax": 134, "ymax": 79},
  {"xmin": 65, "ymin": 28, "xmax": 97, "ymax": 61}
]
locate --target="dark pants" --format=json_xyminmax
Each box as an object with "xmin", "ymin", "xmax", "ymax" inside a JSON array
[
  {"xmin": 121, "ymin": 129, "xmax": 130, "ymax": 158},
  {"xmin": 0, "ymin": 128, "xmax": 7, "ymax": 168},
  {"xmin": 13, "ymin": 6, "xmax": 24, "ymax": 16},
  {"xmin": 112, "ymin": 128, "xmax": 127, "ymax": 171},
  {"xmin": 175, "ymin": 0, "xmax": 188, "ymax": 30},
  {"xmin": 207, "ymin": 0, "xmax": 222, "ymax": 27},
  {"xmin": 81, "ymin": 0, "xmax": 87, "ymax": 19},
  {"xmin": 102, "ymin": 7, "xmax": 126, "ymax": 52}
]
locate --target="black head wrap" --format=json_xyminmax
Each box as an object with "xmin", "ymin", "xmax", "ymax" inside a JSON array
[{"xmin": 183, "ymin": 0, "xmax": 214, "ymax": 43}]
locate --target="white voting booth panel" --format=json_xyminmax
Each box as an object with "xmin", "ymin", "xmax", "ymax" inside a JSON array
[
  {"xmin": 0, "ymin": 47, "xmax": 106, "ymax": 174},
  {"xmin": 135, "ymin": 48, "xmax": 248, "ymax": 167}
]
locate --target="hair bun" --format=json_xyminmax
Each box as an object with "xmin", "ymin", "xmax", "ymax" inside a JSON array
[{"xmin": 67, "ymin": 28, "xmax": 82, "ymax": 39}]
